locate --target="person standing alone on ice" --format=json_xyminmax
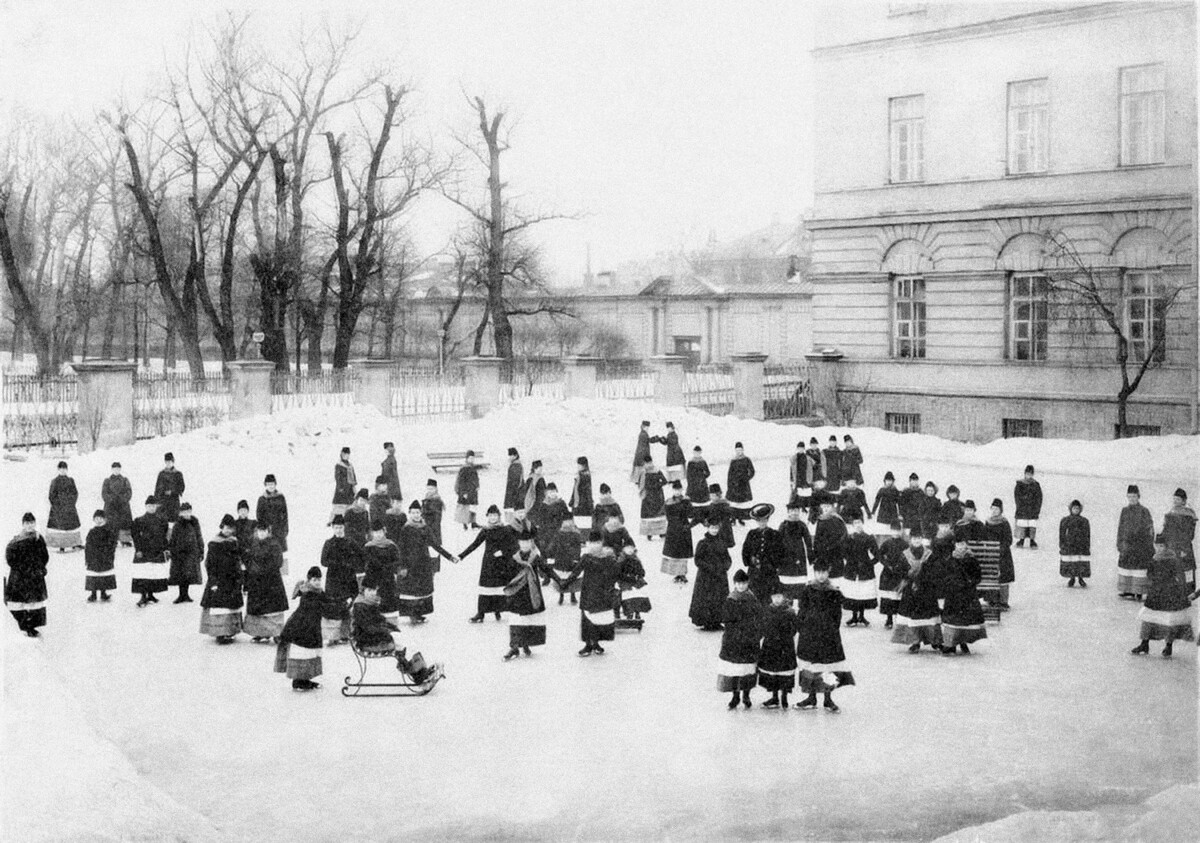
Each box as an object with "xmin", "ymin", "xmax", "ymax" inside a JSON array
[
  {"xmin": 46, "ymin": 461, "xmax": 82, "ymax": 552},
  {"xmin": 1117, "ymin": 485, "xmax": 1155, "ymax": 600},
  {"xmin": 1014, "ymin": 465, "xmax": 1043, "ymax": 549},
  {"xmin": 330, "ymin": 447, "xmax": 356, "ymax": 523},
  {"xmin": 455, "ymin": 451, "xmax": 481, "ymax": 531},
  {"xmin": 131, "ymin": 496, "xmax": 169, "ymax": 607},
  {"xmin": 154, "ymin": 453, "xmax": 185, "ymax": 531},
  {"xmin": 795, "ymin": 559, "xmax": 855, "ymax": 712},
  {"xmin": 381, "ymin": 441, "xmax": 402, "ymax": 502},
  {"xmin": 726, "ymin": 442, "xmax": 755, "ymax": 505},
  {"xmin": 570, "ymin": 456, "xmax": 593, "ymax": 529},
  {"xmin": 1162, "ymin": 488, "xmax": 1196, "ymax": 588},
  {"xmin": 504, "ymin": 448, "xmax": 524, "ymax": 522},
  {"xmin": 1131, "ymin": 533, "xmax": 1194, "ymax": 658},
  {"xmin": 1059, "ymin": 500, "xmax": 1092, "ymax": 587},
  {"xmin": 200, "ymin": 514, "xmax": 243, "ymax": 645},
  {"xmin": 167, "ymin": 502, "xmax": 203, "ymax": 603},
  {"xmin": 84, "ymin": 510, "xmax": 117, "ymax": 603},
  {"xmin": 101, "ymin": 462, "xmax": 134, "ymax": 546},
  {"xmin": 6, "ymin": 513, "xmax": 49, "ymax": 636},
  {"xmin": 631, "ymin": 420, "xmax": 652, "ymax": 485},
  {"xmin": 718, "ymin": 569, "xmax": 762, "ymax": 709}
]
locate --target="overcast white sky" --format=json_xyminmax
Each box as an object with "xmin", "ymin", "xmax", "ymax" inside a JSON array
[{"xmin": 0, "ymin": 1, "xmax": 816, "ymax": 283}]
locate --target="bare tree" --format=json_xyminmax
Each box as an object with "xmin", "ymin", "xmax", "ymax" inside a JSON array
[{"xmin": 1041, "ymin": 231, "xmax": 1187, "ymax": 437}]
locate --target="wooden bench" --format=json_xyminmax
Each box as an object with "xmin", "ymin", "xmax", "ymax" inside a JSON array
[
  {"xmin": 967, "ymin": 540, "xmax": 1002, "ymax": 624},
  {"xmin": 427, "ymin": 450, "xmax": 491, "ymax": 473}
]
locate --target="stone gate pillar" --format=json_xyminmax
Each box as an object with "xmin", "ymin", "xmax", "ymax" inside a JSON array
[
  {"xmin": 71, "ymin": 360, "xmax": 136, "ymax": 452},
  {"xmin": 562, "ymin": 356, "xmax": 601, "ymax": 399},
  {"xmin": 649, "ymin": 355, "xmax": 687, "ymax": 406},
  {"xmin": 352, "ymin": 359, "xmax": 395, "ymax": 417},
  {"xmin": 731, "ymin": 352, "xmax": 768, "ymax": 420},
  {"xmin": 462, "ymin": 356, "xmax": 504, "ymax": 419},
  {"xmin": 804, "ymin": 350, "xmax": 845, "ymax": 421},
  {"xmin": 227, "ymin": 360, "xmax": 275, "ymax": 420}
]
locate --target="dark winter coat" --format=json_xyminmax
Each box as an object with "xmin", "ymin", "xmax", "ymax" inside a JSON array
[
  {"xmin": 234, "ymin": 517, "xmax": 257, "ymax": 552},
  {"xmin": 504, "ymin": 459, "xmax": 524, "ymax": 510},
  {"xmin": 632, "ymin": 428, "xmax": 652, "ymax": 471},
  {"xmin": 896, "ymin": 549, "xmax": 940, "ymax": 620},
  {"xmin": 984, "ymin": 516, "xmax": 1015, "ymax": 584},
  {"xmin": 843, "ymin": 532, "xmax": 878, "ymax": 581},
  {"xmin": 757, "ymin": 603, "xmax": 799, "ymax": 673},
  {"xmin": 837, "ymin": 488, "xmax": 869, "ymax": 523},
  {"xmin": 917, "ymin": 493, "xmax": 943, "ymax": 539},
  {"xmin": 154, "ymin": 468, "xmax": 185, "ymax": 522},
  {"xmin": 898, "ymin": 486, "xmax": 924, "ymax": 530},
  {"xmin": 522, "ymin": 475, "xmax": 547, "ymax": 520},
  {"xmin": 872, "ymin": 485, "xmax": 900, "ymax": 525},
  {"xmin": 101, "ymin": 475, "xmax": 133, "ymax": 534},
  {"xmin": 1013, "ymin": 478, "xmax": 1044, "ymax": 520},
  {"xmin": 941, "ymin": 549, "xmax": 985, "ymax": 627},
  {"xmin": 570, "ymin": 469, "xmax": 593, "ymax": 517},
  {"xmin": 727, "ymin": 456, "xmax": 755, "ymax": 503},
  {"xmin": 579, "ymin": 549, "xmax": 620, "ymax": 613},
  {"xmin": 953, "ymin": 516, "xmax": 988, "ymax": 544},
  {"xmin": 422, "ymin": 494, "xmax": 445, "ymax": 547},
  {"xmin": 504, "ymin": 551, "xmax": 547, "ymax": 616},
  {"xmin": 47, "ymin": 475, "xmax": 81, "ymax": 531},
  {"xmin": 788, "ymin": 451, "xmax": 807, "ymax": 490},
  {"xmin": 381, "ymin": 454, "xmax": 401, "ymax": 500},
  {"xmin": 547, "ymin": 528, "xmax": 583, "ymax": 581},
  {"xmin": 779, "ymin": 519, "xmax": 813, "ymax": 579},
  {"xmin": 822, "ymin": 447, "xmax": 843, "ymax": 490},
  {"xmin": 332, "ymin": 460, "xmax": 357, "ymax": 506},
  {"xmin": 1144, "ymin": 549, "xmax": 1190, "ymax": 612},
  {"xmin": 460, "ymin": 524, "xmax": 520, "ymax": 589},
  {"xmin": 662, "ymin": 498, "xmax": 697, "ymax": 559},
  {"xmin": 256, "ymin": 491, "xmax": 290, "ymax": 552},
  {"xmin": 397, "ymin": 522, "xmax": 454, "ymax": 598},
  {"xmin": 803, "ymin": 448, "xmax": 826, "ymax": 487},
  {"xmin": 351, "ymin": 593, "xmax": 397, "ymax": 650},
  {"xmin": 842, "ymin": 444, "xmax": 864, "ymax": 485},
  {"xmin": 383, "ymin": 510, "xmax": 408, "ymax": 546},
  {"xmin": 940, "ymin": 498, "xmax": 965, "ymax": 528},
  {"xmin": 1161, "ymin": 505, "xmax": 1196, "ymax": 568},
  {"xmin": 639, "ymin": 469, "xmax": 667, "ymax": 519},
  {"xmin": 694, "ymin": 498, "xmax": 742, "ymax": 548},
  {"xmin": 533, "ymin": 498, "xmax": 572, "ymax": 553},
  {"xmin": 690, "ymin": 535, "xmax": 731, "ymax": 626},
  {"xmin": 244, "ymin": 537, "xmax": 288, "ymax": 616},
  {"xmin": 369, "ymin": 493, "xmax": 392, "ymax": 527},
  {"xmin": 719, "ymin": 590, "xmax": 762, "ymax": 663},
  {"xmin": 321, "ymin": 535, "xmax": 363, "ymax": 606},
  {"xmin": 600, "ymin": 524, "xmax": 636, "ymax": 557},
  {"xmin": 200, "ymin": 536, "xmax": 243, "ymax": 611},
  {"xmin": 362, "ymin": 537, "xmax": 402, "ymax": 612},
  {"xmin": 877, "ymin": 536, "xmax": 909, "ymax": 595},
  {"xmin": 742, "ymin": 526, "xmax": 785, "ymax": 602},
  {"xmin": 1058, "ymin": 514, "xmax": 1091, "ymax": 557},
  {"xmin": 592, "ymin": 497, "xmax": 625, "ymax": 528},
  {"xmin": 813, "ymin": 513, "xmax": 847, "ymax": 578},
  {"xmin": 796, "ymin": 581, "xmax": 846, "ymax": 665},
  {"xmin": 280, "ymin": 583, "xmax": 325, "ymax": 649},
  {"xmin": 1118, "ymin": 503, "xmax": 1156, "ymax": 570},
  {"xmin": 686, "ymin": 458, "xmax": 711, "ymax": 502},
  {"xmin": 662, "ymin": 430, "xmax": 685, "ymax": 467},
  {"xmin": 343, "ymin": 504, "xmax": 370, "ymax": 547},
  {"xmin": 455, "ymin": 464, "xmax": 480, "ymax": 507},
  {"xmin": 167, "ymin": 516, "xmax": 204, "ymax": 586},
  {"xmin": 85, "ymin": 525, "xmax": 118, "ymax": 576},
  {"xmin": 5, "ymin": 531, "xmax": 49, "ymax": 606},
  {"xmin": 131, "ymin": 512, "xmax": 169, "ymax": 562}
]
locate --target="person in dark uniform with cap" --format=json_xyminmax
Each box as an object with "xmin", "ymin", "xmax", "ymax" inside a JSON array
[{"xmin": 742, "ymin": 503, "xmax": 784, "ymax": 604}]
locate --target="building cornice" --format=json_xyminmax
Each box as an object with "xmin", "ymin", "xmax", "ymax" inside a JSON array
[{"xmin": 811, "ymin": 2, "xmax": 1190, "ymax": 60}]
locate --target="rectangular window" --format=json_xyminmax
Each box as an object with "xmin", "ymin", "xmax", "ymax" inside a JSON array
[
  {"xmin": 889, "ymin": 95, "xmax": 925, "ymax": 183},
  {"xmin": 1007, "ymin": 79, "xmax": 1049, "ymax": 174},
  {"xmin": 893, "ymin": 275, "xmax": 926, "ymax": 359},
  {"xmin": 1003, "ymin": 418, "xmax": 1044, "ymax": 439},
  {"xmin": 650, "ymin": 307, "xmax": 659, "ymax": 355},
  {"xmin": 1125, "ymin": 270, "xmax": 1167, "ymax": 363},
  {"xmin": 1008, "ymin": 273, "xmax": 1049, "ymax": 361},
  {"xmin": 885, "ymin": 412, "xmax": 921, "ymax": 434},
  {"xmin": 1120, "ymin": 64, "xmax": 1165, "ymax": 165},
  {"xmin": 1115, "ymin": 423, "xmax": 1161, "ymax": 438}
]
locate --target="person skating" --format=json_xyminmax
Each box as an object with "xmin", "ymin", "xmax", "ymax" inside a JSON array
[
  {"xmin": 661, "ymin": 481, "xmax": 697, "ymax": 584},
  {"xmin": 130, "ymin": 496, "xmax": 169, "ymax": 607},
  {"xmin": 319, "ymin": 515, "xmax": 362, "ymax": 645},
  {"xmin": 421, "ymin": 479, "xmax": 445, "ymax": 548},
  {"xmin": 233, "ymin": 500, "xmax": 257, "ymax": 550},
  {"xmin": 694, "ymin": 483, "xmax": 743, "ymax": 550},
  {"xmin": 802, "ymin": 438, "xmax": 826, "ymax": 493},
  {"xmin": 1131, "ymin": 533, "xmax": 1195, "ymax": 657},
  {"xmin": 758, "ymin": 591, "xmax": 799, "ymax": 709},
  {"xmin": 985, "ymin": 499, "xmax": 1015, "ymax": 609},
  {"xmin": 592, "ymin": 483, "xmax": 624, "ymax": 528},
  {"xmin": 718, "ymin": 569, "xmax": 762, "ymax": 709},
  {"xmin": 870, "ymin": 471, "xmax": 900, "ymax": 531},
  {"xmin": 154, "ymin": 452, "xmax": 185, "ymax": 529},
  {"xmin": 837, "ymin": 478, "xmax": 869, "ymax": 523},
  {"xmin": 898, "ymin": 473, "xmax": 924, "ymax": 538},
  {"xmin": 953, "ymin": 500, "xmax": 987, "ymax": 543},
  {"xmin": 502, "ymin": 529, "xmax": 548, "ymax": 660},
  {"xmin": 616, "ymin": 543, "xmax": 652, "ymax": 622},
  {"xmin": 638, "ymin": 456, "xmax": 668, "ymax": 540},
  {"xmin": 1059, "ymin": 500, "xmax": 1092, "ymax": 587},
  {"xmin": 274, "ymin": 567, "xmax": 326, "ymax": 690},
  {"xmin": 940, "ymin": 485, "xmax": 965, "ymax": 528},
  {"xmin": 101, "ymin": 461, "xmax": 134, "ymax": 546},
  {"xmin": 167, "ymin": 502, "xmax": 203, "ymax": 604},
  {"xmin": 599, "ymin": 511, "xmax": 635, "ymax": 558},
  {"xmin": 795, "ymin": 560, "xmax": 855, "ymax": 712},
  {"xmin": 917, "ymin": 482, "xmax": 942, "ymax": 540},
  {"xmin": 532, "ymin": 483, "xmax": 571, "ymax": 562},
  {"xmin": 1162, "ymin": 488, "xmax": 1196, "ymax": 588},
  {"xmin": 330, "ymin": 446, "xmax": 357, "ymax": 523},
  {"xmin": 806, "ymin": 479, "xmax": 835, "ymax": 527},
  {"xmin": 842, "ymin": 435, "xmax": 864, "ymax": 486},
  {"xmin": 822, "ymin": 436, "xmax": 843, "ymax": 492},
  {"xmin": 5, "ymin": 513, "xmax": 49, "ymax": 636},
  {"xmin": 690, "ymin": 516, "xmax": 732, "ymax": 631},
  {"xmin": 939, "ymin": 537, "xmax": 988, "ymax": 655},
  {"xmin": 726, "ymin": 442, "xmax": 755, "ymax": 505},
  {"xmin": 455, "ymin": 451, "xmax": 481, "ymax": 531},
  {"xmin": 243, "ymin": 522, "xmax": 289, "ymax": 641},
  {"xmin": 842, "ymin": 517, "xmax": 878, "ymax": 626},
  {"xmin": 743, "ymin": 503, "xmax": 784, "ymax": 604},
  {"xmin": 46, "ymin": 460, "xmax": 83, "ymax": 552},
  {"xmin": 813, "ymin": 499, "xmax": 848, "ymax": 588},
  {"xmin": 891, "ymin": 535, "xmax": 943, "ymax": 653},
  {"xmin": 521, "ymin": 460, "xmax": 547, "ymax": 525},
  {"xmin": 84, "ymin": 510, "xmax": 117, "ymax": 602},
  {"xmin": 383, "ymin": 496, "xmax": 408, "ymax": 545},
  {"xmin": 630, "ymin": 420, "xmax": 653, "ymax": 485},
  {"xmin": 397, "ymin": 501, "xmax": 458, "ymax": 623},
  {"xmin": 569, "ymin": 457, "xmax": 593, "ymax": 529},
  {"xmin": 503, "ymin": 448, "xmax": 524, "ymax": 522},
  {"xmin": 1014, "ymin": 465, "xmax": 1044, "ymax": 549},
  {"xmin": 344, "ymin": 489, "xmax": 371, "ymax": 547},
  {"xmin": 578, "ymin": 531, "xmax": 620, "ymax": 655},
  {"xmin": 381, "ymin": 441, "xmax": 402, "ymax": 502},
  {"xmin": 877, "ymin": 521, "xmax": 908, "ymax": 629},
  {"xmin": 778, "ymin": 499, "xmax": 813, "ymax": 605},
  {"xmin": 788, "ymin": 441, "xmax": 810, "ymax": 500},
  {"xmin": 659, "ymin": 421, "xmax": 686, "ymax": 483},
  {"xmin": 199, "ymin": 514, "xmax": 243, "ymax": 644},
  {"xmin": 369, "ymin": 476, "xmax": 393, "ymax": 527},
  {"xmin": 686, "ymin": 446, "xmax": 711, "ymax": 504},
  {"xmin": 1117, "ymin": 484, "xmax": 1155, "ymax": 600},
  {"xmin": 547, "ymin": 515, "xmax": 583, "ymax": 605},
  {"xmin": 460, "ymin": 505, "xmax": 520, "ymax": 623},
  {"xmin": 256, "ymin": 474, "xmax": 290, "ymax": 557}
]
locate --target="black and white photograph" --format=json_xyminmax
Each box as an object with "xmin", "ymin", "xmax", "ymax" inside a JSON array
[{"xmin": 1, "ymin": 1, "xmax": 1197, "ymax": 840}]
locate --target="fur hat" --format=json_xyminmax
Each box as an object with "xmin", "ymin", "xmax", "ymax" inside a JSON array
[
  {"xmin": 641, "ymin": 420, "xmax": 650, "ymax": 427},
  {"xmin": 1174, "ymin": 488, "xmax": 1187, "ymax": 501},
  {"xmin": 331, "ymin": 514, "xmax": 346, "ymax": 525},
  {"xmin": 370, "ymin": 520, "xmax": 385, "ymax": 532},
  {"xmin": 466, "ymin": 449, "xmax": 475, "ymax": 458},
  {"xmin": 708, "ymin": 483, "xmax": 722, "ymax": 494},
  {"xmin": 516, "ymin": 527, "xmax": 535, "ymax": 542},
  {"xmin": 531, "ymin": 459, "xmax": 542, "ymax": 470},
  {"xmin": 811, "ymin": 558, "xmax": 831, "ymax": 573},
  {"xmin": 599, "ymin": 483, "xmax": 612, "ymax": 494},
  {"xmin": 356, "ymin": 488, "xmax": 370, "ymax": 500},
  {"xmin": 705, "ymin": 513, "xmax": 722, "ymax": 527},
  {"xmin": 734, "ymin": 441, "xmax": 744, "ymax": 449},
  {"xmin": 361, "ymin": 576, "xmax": 380, "ymax": 591},
  {"xmin": 588, "ymin": 530, "xmax": 603, "ymax": 542},
  {"xmin": 670, "ymin": 480, "xmax": 683, "ymax": 490},
  {"xmin": 307, "ymin": 566, "xmax": 322, "ymax": 580},
  {"xmin": 1069, "ymin": 500, "xmax": 1082, "ymax": 511},
  {"xmin": 909, "ymin": 472, "xmax": 919, "ymax": 481},
  {"xmin": 578, "ymin": 456, "xmax": 589, "ymax": 467},
  {"xmin": 884, "ymin": 471, "xmax": 895, "ymax": 482},
  {"xmin": 92, "ymin": 509, "xmax": 106, "ymax": 519},
  {"xmin": 57, "ymin": 460, "xmax": 68, "ymax": 469},
  {"xmin": 144, "ymin": 495, "xmax": 157, "ymax": 505},
  {"xmin": 964, "ymin": 500, "xmax": 976, "ymax": 510},
  {"xmin": 991, "ymin": 498, "xmax": 1003, "ymax": 510},
  {"xmin": 1127, "ymin": 484, "xmax": 1140, "ymax": 495},
  {"xmin": 733, "ymin": 569, "xmax": 749, "ymax": 583},
  {"xmin": 828, "ymin": 435, "xmax": 837, "ymax": 443},
  {"xmin": 786, "ymin": 498, "xmax": 802, "ymax": 510},
  {"xmin": 220, "ymin": 513, "xmax": 237, "ymax": 528},
  {"xmin": 427, "ymin": 478, "xmax": 437, "ymax": 487},
  {"xmin": 693, "ymin": 446, "xmax": 703, "ymax": 452},
  {"xmin": 750, "ymin": 503, "xmax": 775, "ymax": 520},
  {"xmin": 340, "ymin": 447, "xmax": 350, "ymax": 454},
  {"xmin": 164, "ymin": 452, "xmax": 174, "ymax": 462},
  {"xmin": 666, "ymin": 421, "xmax": 675, "ymax": 429},
  {"xmin": 264, "ymin": 474, "xmax": 276, "ymax": 484},
  {"xmin": 486, "ymin": 504, "xmax": 501, "ymax": 516},
  {"xmin": 1024, "ymin": 465, "xmax": 1035, "ymax": 474},
  {"xmin": 179, "ymin": 502, "xmax": 192, "ymax": 512},
  {"xmin": 375, "ymin": 475, "xmax": 388, "ymax": 486},
  {"xmin": 383, "ymin": 441, "xmax": 394, "ymax": 449},
  {"xmin": 946, "ymin": 485, "xmax": 959, "ymax": 495},
  {"xmin": 546, "ymin": 482, "xmax": 558, "ymax": 491},
  {"xmin": 643, "ymin": 455, "xmax": 654, "ymax": 464},
  {"xmin": 809, "ymin": 438, "xmax": 819, "ymax": 446},
  {"xmin": 111, "ymin": 461, "xmax": 121, "ymax": 468},
  {"xmin": 844, "ymin": 434, "xmax": 854, "ymax": 442},
  {"xmin": 21, "ymin": 512, "xmax": 35, "ymax": 523},
  {"xmin": 237, "ymin": 500, "xmax": 249, "ymax": 511},
  {"xmin": 408, "ymin": 500, "xmax": 421, "ymax": 511},
  {"xmin": 508, "ymin": 447, "xmax": 519, "ymax": 457}
]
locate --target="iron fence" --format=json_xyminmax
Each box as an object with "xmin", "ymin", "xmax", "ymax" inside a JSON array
[
  {"xmin": 763, "ymin": 363, "xmax": 812, "ymax": 420},
  {"xmin": 270, "ymin": 370, "xmax": 359, "ymax": 413},
  {"xmin": 2, "ymin": 374, "xmax": 78, "ymax": 450},
  {"xmin": 134, "ymin": 372, "xmax": 232, "ymax": 440},
  {"xmin": 390, "ymin": 367, "xmax": 468, "ymax": 423},
  {"xmin": 683, "ymin": 369, "xmax": 734, "ymax": 415}
]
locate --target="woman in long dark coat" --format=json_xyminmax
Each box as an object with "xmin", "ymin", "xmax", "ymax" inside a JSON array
[
  {"xmin": 841, "ymin": 435, "xmax": 865, "ymax": 486},
  {"xmin": 461, "ymin": 505, "xmax": 520, "ymax": 623},
  {"xmin": 984, "ymin": 498, "xmax": 1015, "ymax": 608},
  {"xmin": 686, "ymin": 447, "xmax": 711, "ymax": 503},
  {"xmin": 1132, "ymin": 534, "xmax": 1194, "ymax": 657},
  {"xmin": 718, "ymin": 570, "xmax": 761, "ymax": 708},
  {"xmin": 167, "ymin": 503, "xmax": 203, "ymax": 603},
  {"xmin": 154, "ymin": 453, "xmax": 185, "ymax": 525},
  {"xmin": 1117, "ymin": 484, "xmax": 1154, "ymax": 599},
  {"xmin": 397, "ymin": 502, "xmax": 457, "ymax": 622},
  {"xmin": 5, "ymin": 513, "xmax": 49, "ymax": 636},
  {"xmin": 1162, "ymin": 488, "xmax": 1196, "ymax": 588},
  {"xmin": 890, "ymin": 536, "xmax": 942, "ymax": 652},
  {"xmin": 661, "ymin": 421, "xmax": 686, "ymax": 482},
  {"xmin": 757, "ymin": 593, "xmax": 798, "ymax": 709},
  {"xmin": 876, "ymin": 521, "xmax": 908, "ymax": 628},
  {"xmin": 812, "ymin": 501, "xmax": 848, "ymax": 585},
  {"xmin": 331, "ymin": 447, "xmax": 356, "ymax": 522},
  {"xmin": 638, "ymin": 457, "xmax": 668, "ymax": 539},
  {"xmin": 362, "ymin": 521, "xmax": 402, "ymax": 628},
  {"xmin": 569, "ymin": 457, "xmax": 594, "ymax": 528},
  {"xmin": 661, "ymin": 482, "xmax": 696, "ymax": 582},
  {"xmin": 939, "ymin": 538, "xmax": 988, "ymax": 655},
  {"xmin": 690, "ymin": 518, "xmax": 732, "ymax": 630},
  {"xmin": 726, "ymin": 443, "xmax": 755, "ymax": 504},
  {"xmin": 1059, "ymin": 500, "xmax": 1092, "ymax": 587},
  {"xmin": 454, "ymin": 452, "xmax": 481, "ymax": 530},
  {"xmin": 319, "ymin": 515, "xmax": 361, "ymax": 644},
  {"xmin": 200, "ymin": 514, "xmax": 243, "ymax": 643},
  {"xmin": 630, "ymin": 421, "xmax": 652, "ymax": 484},
  {"xmin": 502, "ymin": 532, "xmax": 547, "ymax": 660},
  {"xmin": 275, "ymin": 567, "xmax": 325, "ymax": 690},
  {"xmin": 778, "ymin": 501, "xmax": 813, "ymax": 604},
  {"xmin": 795, "ymin": 561, "xmax": 855, "ymax": 711},
  {"xmin": 1013, "ymin": 465, "xmax": 1044, "ymax": 548},
  {"xmin": 101, "ymin": 462, "xmax": 134, "ymax": 545},
  {"xmin": 243, "ymin": 524, "xmax": 289, "ymax": 640},
  {"xmin": 578, "ymin": 533, "xmax": 620, "ymax": 655},
  {"xmin": 84, "ymin": 510, "xmax": 118, "ymax": 601},
  {"xmin": 841, "ymin": 518, "xmax": 878, "ymax": 625},
  {"xmin": 256, "ymin": 475, "xmax": 290, "ymax": 553},
  {"xmin": 131, "ymin": 497, "xmax": 169, "ymax": 606},
  {"xmin": 46, "ymin": 461, "xmax": 82, "ymax": 551}
]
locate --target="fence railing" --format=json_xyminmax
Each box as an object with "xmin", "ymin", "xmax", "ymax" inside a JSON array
[
  {"xmin": 684, "ymin": 370, "xmax": 734, "ymax": 415},
  {"xmin": 498, "ymin": 380, "xmax": 566, "ymax": 404},
  {"xmin": 2, "ymin": 374, "xmax": 79, "ymax": 450},
  {"xmin": 595, "ymin": 371, "xmax": 657, "ymax": 400},
  {"xmin": 134, "ymin": 372, "xmax": 232, "ymax": 440},
  {"xmin": 390, "ymin": 368, "xmax": 468, "ymax": 423},
  {"xmin": 763, "ymin": 364, "xmax": 812, "ymax": 420},
  {"xmin": 270, "ymin": 370, "xmax": 359, "ymax": 413}
]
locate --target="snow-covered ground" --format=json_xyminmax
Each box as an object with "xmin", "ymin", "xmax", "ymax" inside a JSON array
[{"xmin": 2, "ymin": 399, "xmax": 1197, "ymax": 841}]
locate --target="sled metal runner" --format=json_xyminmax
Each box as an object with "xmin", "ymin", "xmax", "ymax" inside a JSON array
[{"xmin": 341, "ymin": 643, "xmax": 445, "ymax": 698}]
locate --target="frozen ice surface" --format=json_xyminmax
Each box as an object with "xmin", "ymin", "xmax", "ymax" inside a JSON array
[{"xmin": 2, "ymin": 399, "xmax": 1196, "ymax": 841}]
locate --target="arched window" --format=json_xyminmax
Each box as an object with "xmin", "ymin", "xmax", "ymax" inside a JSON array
[
  {"xmin": 998, "ymin": 233, "xmax": 1050, "ymax": 361},
  {"xmin": 1112, "ymin": 227, "xmax": 1173, "ymax": 363},
  {"xmin": 882, "ymin": 240, "xmax": 933, "ymax": 359}
]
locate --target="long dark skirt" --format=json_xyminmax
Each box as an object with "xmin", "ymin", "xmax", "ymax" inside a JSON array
[
  {"xmin": 717, "ymin": 660, "xmax": 757, "ymax": 692},
  {"xmin": 581, "ymin": 609, "xmax": 615, "ymax": 642},
  {"xmin": 1060, "ymin": 555, "xmax": 1091, "ymax": 578},
  {"xmin": 509, "ymin": 614, "xmax": 547, "ymax": 648},
  {"xmin": 757, "ymin": 668, "xmax": 796, "ymax": 692}
]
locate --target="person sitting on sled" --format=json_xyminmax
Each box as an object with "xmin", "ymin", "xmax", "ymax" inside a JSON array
[{"xmin": 351, "ymin": 577, "xmax": 438, "ymax": 684}]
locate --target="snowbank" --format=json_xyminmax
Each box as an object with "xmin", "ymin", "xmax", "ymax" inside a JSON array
[{"xmin": 1, "ymin": 622, "xmax": 225, "ymax": 842}]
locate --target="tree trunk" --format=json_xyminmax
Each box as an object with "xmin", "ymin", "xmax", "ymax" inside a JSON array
[
  {"xmin": 0, "ymin": 189, "xmax": 53, "ymax": 374},
  {"xmin": 165, "ymin": 323, "xmax": 177, "ymax": 370}
]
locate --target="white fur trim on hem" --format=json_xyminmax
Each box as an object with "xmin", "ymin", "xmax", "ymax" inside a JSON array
[
  {"xmin": 797, "ymin": 658, "xmax": 848, "ymax": 672},
  {"xmin": 509, "ymin": 614, "xmax": 544, "ymax": 627},
  {"xmin": 717, "ymin": 660, "xmax": 757, "ymax": 677},
  {"xmin": 584, "ymin": 610, "xmax": 615, "ymax": 626},
  {"xmin": 896, "ymin": 615, "xmax": 940, "ymax": 627}
]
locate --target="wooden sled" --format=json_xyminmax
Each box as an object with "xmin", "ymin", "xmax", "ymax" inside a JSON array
[{"xmin": 341, "ymin": 641, "xmax": 445, "ymax": 698}]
